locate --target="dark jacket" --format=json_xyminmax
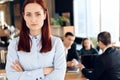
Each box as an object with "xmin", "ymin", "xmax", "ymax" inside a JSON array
[
  {"xmin": 82, "ymin": 47, "xmax": 120, "ymax": 80},
  {"xmin": 66, "ymin": 43, "xmax": 79, "ymax": 61}
]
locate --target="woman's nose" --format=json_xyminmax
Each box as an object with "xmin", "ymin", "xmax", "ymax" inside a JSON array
[{"xmin": 31, "ymin": 16, "xmax": 37, "ymax": 22}]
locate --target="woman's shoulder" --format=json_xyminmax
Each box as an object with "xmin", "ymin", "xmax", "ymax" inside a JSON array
[
  {"xmin": 9, "ymin": 37, "xmax": 19, "ymax": 45},
  {"xmin": 51, "ymin": 36, "xmax": 63, "ymax": 46},
  {"xmin": 80, "ymin": 48, "xmax": 84, "ymax": 50},
  {"xmin": 91, "ymin": 48, "xmax": 98, "ymax": 53},
  {"xmin": 91, "ymin": 48, "xmax": 97, "ymax": 51},
  {"xmin": 51, "ymin": 36, "xmax": 62, "ymax": 42}
]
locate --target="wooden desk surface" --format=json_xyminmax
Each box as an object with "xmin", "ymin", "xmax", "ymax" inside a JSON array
[
  {"xmin": 65, "ymin": 72, "xmax": 86, "ymax": 80},
  {"xmin": 0, "ymin": 70, "xmax": 86, "ymax": 80},
  {"xmin": 0, "ymin": 69, "xmax": 6, "ymax": 74}
]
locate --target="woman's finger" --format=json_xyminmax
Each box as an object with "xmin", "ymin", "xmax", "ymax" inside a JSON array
[
  {"xmin": 15, "ymin": 61, "xmax": 23, "ymax": 71},
  {"xmin": 11, "ymin": 65, "xmax": 20, "ymax": 72},
  {"xmin": 11, "ymin": 61, "xmax": 23, "ymax": 72}
]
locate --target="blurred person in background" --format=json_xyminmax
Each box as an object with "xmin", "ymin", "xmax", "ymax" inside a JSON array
[
  {"xmin": 78, "ymin": 38, "xmax": 98, "ymax": 69},
  {"xmin": 79, "ymin": 38, "xmax": 98, "ymax": 56},
  {"xmin": 78, "ymin": 31, "xmax": 120, "ymax": 80},
  {"xmin": 63, "ymin": 32, "xmax": 79, "ymax": 69}
]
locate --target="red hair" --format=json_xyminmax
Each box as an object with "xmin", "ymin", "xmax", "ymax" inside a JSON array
[{"xmin": 18, "ymin": 0, "xmax": 52, "ymax": 53}]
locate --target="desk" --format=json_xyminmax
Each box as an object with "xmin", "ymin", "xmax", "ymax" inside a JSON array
[
  {"xmin": 0, "ymin": 69, "xmax": 6, "ymax": 80},
  {"xmin": 65, "ymin": 72, "xmax": 86, "ymax": 80},
  {"xmin": 0, "ymin": 70, "xmax": 5, "ymax": 73}
]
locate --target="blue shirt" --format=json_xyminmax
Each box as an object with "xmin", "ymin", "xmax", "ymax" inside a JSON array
[{"xmin": 5, "ymin": 35, "xmax": 66, "ymax": 80}]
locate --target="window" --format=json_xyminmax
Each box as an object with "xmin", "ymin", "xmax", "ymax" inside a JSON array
[{"xmin": 74, "ymin": 0, "xmax": 120, "ymax": 43}]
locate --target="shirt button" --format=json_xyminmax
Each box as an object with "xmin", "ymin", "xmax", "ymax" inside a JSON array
[
  {"xmin": 36, "ymin": 78, "xmax": 38, "ymax": 80},
  {"xmin": 40, "ymin": 77, "xmax": 42, "ymax": 79}
]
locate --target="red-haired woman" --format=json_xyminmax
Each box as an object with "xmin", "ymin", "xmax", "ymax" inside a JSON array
[{"xmin": 5, "ymin": 0, "xmax": 66, "ymax": 80}]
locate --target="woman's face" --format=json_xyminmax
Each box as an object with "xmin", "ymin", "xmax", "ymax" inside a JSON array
[
  {"xmin": 83, "ymin": 39, "xmax": 91, "ymax": 48},
  {"xmin": 24, "ymin": 3, "xmax": 46, "ymax": 32}
]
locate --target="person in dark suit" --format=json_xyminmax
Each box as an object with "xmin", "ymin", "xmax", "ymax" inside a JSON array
[
  {"xmin": 67, "ymin": 43, "xmax": 79, "ymax": 61},
  {"xmin": 63, "ymin": 32, "xmax": 79, "ymax": 68},
  {"xmin": 78, "ymin": 31, "xmax": 120, "ymax": 80}
]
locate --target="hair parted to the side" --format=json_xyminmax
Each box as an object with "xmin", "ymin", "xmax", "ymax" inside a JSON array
[{"xmin": 18, "ymin": 0, "xmax": 52, "ymax": 53}]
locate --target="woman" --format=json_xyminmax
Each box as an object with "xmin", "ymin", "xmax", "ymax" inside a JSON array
[
  {"xmin": 5, "ymin": 0, "xmax": 66, "ymax": 80},
  {"xmin": 79, "ymin": 38, "xmax": 98, "ymax": 55}
]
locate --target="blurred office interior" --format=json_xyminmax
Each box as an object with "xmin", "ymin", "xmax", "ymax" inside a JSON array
[{"xmin": 0, "ymin": 1, "xmax": 120, "ymax": 79}]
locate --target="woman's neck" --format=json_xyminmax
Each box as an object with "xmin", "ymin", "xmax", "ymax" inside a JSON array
[
  {"xmin": 85, "ymin": 46, "xmax": 91, "ymax": 50},
  {"xmin": 30, "ymin": 30, "xmax": 41, "ymax": 36}
]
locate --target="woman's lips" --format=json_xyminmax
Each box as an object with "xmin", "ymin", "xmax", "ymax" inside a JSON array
[{"xmin": 31, "ymin": 24, "xmax": 37, "ymax": 26}]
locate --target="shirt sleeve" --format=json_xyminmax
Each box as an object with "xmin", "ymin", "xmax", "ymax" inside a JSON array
[
  {"xmin": 67, "ymin": 43, "xmax": 80, "ymax": 61},
  {"xmin": 6, "ymin": 37, "xmax": 66, "ymax": 80},
  {"xmin": 5, "ymin": 39, "xmax": 45, "ymax": 80},
  {"xmin": 43, "ymin": 38, "xmax": 66, "ymax": 80}
]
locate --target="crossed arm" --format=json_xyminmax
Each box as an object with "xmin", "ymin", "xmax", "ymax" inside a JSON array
[{"xmin": 11, "ymin": 60, "xmax": 54, "ymax": 75}]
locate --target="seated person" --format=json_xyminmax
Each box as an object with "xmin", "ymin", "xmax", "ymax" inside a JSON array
[
  {"xmin": 79, "ymin": 38, "xmax": 98, "ymax": 56},
  {"xmin": 78, "ymin": 31, "xmax": 120, "ymax": 80},
  {"xmin": 79, "ymin": 38, "xmax": 98, "ymax": 69},
  {"xmin": 63, "ymin": 32, "xmax": 80, "ymax": 71}
]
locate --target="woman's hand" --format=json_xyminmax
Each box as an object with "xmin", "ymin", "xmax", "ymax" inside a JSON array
[
  {"xmin": 11, "ymin": 60, "xmax": 23, "ymax": 72},
  {"xmin": 43, "ymin": 67, "xmax": 54, "ymax": 75}
]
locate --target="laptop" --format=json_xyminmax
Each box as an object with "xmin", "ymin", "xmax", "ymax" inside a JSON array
[{"xmin": 67, "ymin": 67, "xmax": 79, "ymax": 73}]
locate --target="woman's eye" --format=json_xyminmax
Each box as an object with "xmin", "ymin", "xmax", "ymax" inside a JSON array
[
  {"xmin": 36, "ymin": 13, "xmax": 41, "ymax": 16},
  {"xmin": 26, "ymin": 14, "xmax": 31, "ymax": 17}
]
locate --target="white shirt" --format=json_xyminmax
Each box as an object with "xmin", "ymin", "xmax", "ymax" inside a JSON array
[
  {"xmin": 5, "ymin": 35, "xmax": 66, "ymax": 80},
  {"xmin": 64, "ymin": 46, "xmax": 71, "ymax": 57}
]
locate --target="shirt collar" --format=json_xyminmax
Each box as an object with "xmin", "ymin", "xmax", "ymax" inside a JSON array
[
  {"xmin": 29, "ymin": 34, "xmax": 41, "ymax": 41},
  {"xmin": 102, "ymin": 47, "xmax": 113, "ymax": 55}
]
